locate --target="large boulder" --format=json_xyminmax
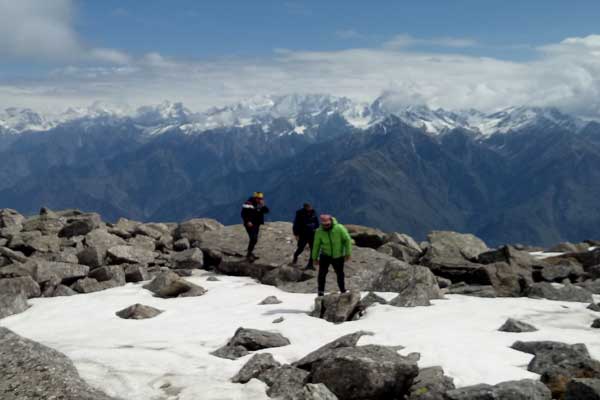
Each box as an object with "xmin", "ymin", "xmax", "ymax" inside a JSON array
[
  {"xmin": 309, "ymin": 345, "xmax": 419, "ymax": 400},
  {"xmin": 311, "ymin": 291, "xmax": 362, "ymax": 323},
  {"xmin": 389, "ymin": 286, "xmax": 433, "ymax": 307},
  {"xmin": 17, "ymin": 259, "xmax": 89, "ymax": 284},
  {"xmin": 565, "ymin": 378, "xmax": 600, "ymax": 400},
  {"xmin": 0, "ymin": 276, "xmax": 41, "ymax": 298},
  {"xmin": 71, "ymin": 277, "xmax": 114, "ymax": 294},
  {"xmin": 537, "ymin": 263, "xmax": 585, "ymax": 283},
  {"xmin": 407, "ymin": 366, "xmax": 455, "ymax": 400},
  {"xmin": 293, "ymin": 331, "xmax": 374, "ymax": 370},
  {"xmin": 232, "ymin": 353, "xmax": 281, "ymax": 384},
  {"xmin": 551, "ymin": 248, "xmax": 600, "ymax": 269},
  {"xmin": 511, "ymin": 341, "xmax": 600, "ymax": 399},
  {"xmin": 212, "ymin": 328, "xmax": 290, "ymax": 360},
  {"xmin": 0, "ymin": 246, "xmax": 27, "ymax": 263},
  {"xmin": 127, "ymin": 235, "xmax": 156, "ymax": 251},
  {"xmin": 107, "ymin": 245, "xmax": 157, "ymax": 265},
  {"xmin": 369, "ymin": 260, "xmax": 443, "ymax": 303},
  {"xmin": 445, "ymin": 379, "xmax": 551, "ymax": 400},
  {"xmin": 174, "ymin": 218, "xmax": 224, "ymax": 245},
  {"xmin": 143, "ymin": 271, "xmax": 206, "ymax": 298},
  {"xmin": 0, "ymin": 327, "xmax": 116, "ymax": 400},
  {"xmin": 171, "ymin": 248, "xmax": 204, "ymax": 269},
  {"xmin": 262, "ymin": 365, "xmax": 310, "ymax": 399},
  {"xmin": 526, "ymin": 282, "xmax": 593, "ymax": 302},
  {"xmin": 578, "ymin": 279, "xmax": 600, "ymax": 295},
  {"xmin": 448, "ymin": 283, "xmax": 496, "ymax": 298},
  {"xmin": 0, "ymin": 209, "xmax": 24, "ymax": 230},
  {"xmin": 345, "ymin": 224, "xmax": 386, "ymax": 249},
  {"xmin": 123, "ymin": 264, "xmax": 150, "ymax": 282},
  {"xmin": 21, "ymin": 214, "xmax": 65, "ymax": 235},
  {"xmin": 378, "ymin": 242, "xmax": 422, "ymax": 264},
  {"xmin": 301, "ymin": 384, "xmax": 339, "ymax": 400},
  {"xmin": 88, "ymin": 265, "xmax": 126, "ymax": 286},
  {"xmin": 78, "ymin": 229, "xmax": 127, "ymax": 268},
  {"xmin": 422, "ymin": 231, "xmax": 489, "ymax": 264},
  {"xmin": 0, "ymin": 291, "xmax": 29, "ymax": 319},
  {"xmin": 58, "ymin": 213, "xmax": 101, "ymax": 238},
  {"xmin": 474, "ymin": 262, "xmax": 531, "ymax": 297}
]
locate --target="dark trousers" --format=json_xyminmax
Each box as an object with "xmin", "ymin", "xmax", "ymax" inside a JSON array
[
  {"xmin": 245, "ymin": 225, "xmax": 260, "ymax": 255},
  {"xmin": 294, "ymin": 232, "xmax": 315, "ymax": 267},
  {"xmin": 318, "ymin": 255, "xmax": 346, "ymax": 295}
]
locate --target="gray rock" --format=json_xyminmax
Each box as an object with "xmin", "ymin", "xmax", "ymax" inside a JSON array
[
  {"xmin": 107, "ymin": 245, "xmax": 157, "ymax": 265},
  {"xmin": 206, "ymin": 276, "xmax": 220, "ymax": 281},
  {"xmin": 273, "ymin": 317, "xmax": 284, "ymax": 323},
  {"xmin": 127, "ymin": 235, "xmax": 156, "ymax": 251},
  {"xmin": 512, "ymin": 341, "xmax": 600, "ymax": 399},
  {"xmin": 177, "ymin": 285, "xmax": 208, "ymax": 297},
  {"xmin": 20, "ymin": 259, "xmax": 90, "ymax": 284},
  {"xmin": 0, "ymin": 246, "xmax": 27, "ymax": 263},
  {"xmin": 22, "ymin": 215, "xmax": 65, "ymax": 235},
  {"xmin": 27, "ymin": 234, "xmax": 61, "ymax": 254},
  {"xmin": 264, "ymin": 365, "xmax": 310, "ymax": 399},
  {"xmin": 259, "ymin": 296, "xmax": 282, "ymax": 305},
  {"xmin": 475, "ymin": 261, "xmax": 531, "ymax": 297},
  {"xmin": 526, "ymin": 282, "xmax": 593, "ymax": 302},
  {"xmin": 88, "ymin": 265, "xmax": 126, "ymax": 285},
  {"xmin": 172, "ymin": 248, "xmax": 204, "ymax": 269},
  {"xmin": 592, "ymin": 319, "xmax": 600, "ymax": 328},
  {"xmin": 369, "ymin": 260, "xmax": 443, "ymax": 301},
  {"xmin": 589, "ymin": 303, "xmax": 600, "ymax": 312},
  {"xmin": 0, "ymin": 209, "xmax": 24, "ymax": 229},
  {"xmin": 301, "ymin": 383, "xmax": 339, "ymax": 400},
  {"xmin": 173, "ymin": 238, "xmax": 191, "ymax": 251},
  {"xmin": 385, "ymin": 232, "xmax": 422, "ymax": 253},
  {"xmin": 389, "ymin": 286, "xmax": 432, "ymax": 307},
  {"xmin": 422, "ymin": 230, "xmax": 489, "ymax": 263},
  {"xmin": 58, "ymin": 218, "xmax": 98, "ymax": 238},
  {"xmin": 77, "ymin": 246, "xmax": 106, "ymax": 269},
  {"xmin": 407, "ymin": 366, "xmax": 455, "ymax": 400},
  {"xmin": 310, "ymin": 345, "xmax": 418, "ymax": 400},
  {"xmin": 565, "ymin": 378, "xmax": 600, "ymax": 400},
  {"xmin": 0, "ymin": 291, "xmax": 29, "ymax": 319},
  {"xmin": 477, "ymin": 245, "xmax": 542, "ymax": 268},
  {"xmin": 134, "ymin": 223, "xmax": 170, "ymax": 240},
  {"xmin": 448, "ymin": 283, "xmax": 496, "ymax": 298},
  {"xmin": 549, "ymin": 242, "xmax": 590, "ymax": 253},
  {"xmin": 71, "ymin": 277, "xmax": 107, "ymax": 293},
  {"xmin": 588, "ymin": 265, "xmax": 600, "ymax": 280},
  {"xmin": 539, "ymin": 263, "xmax": 585, "ymax": 282},
  {"xmin": 212, "ymin": 328, "xmax": 290, "ymax": 360},
  {"xmin": 175, "ymin": 218, "xmax": 224, "ymax": 244},
  {"xmin": 293, "ymin": 331, "xmax": 374, "ymax": 370},
  {"xmin": 445, "ymin": 379, "xmax": 551, "ymax": 400},
  {"xmin": 124, "ymin": 264, "xmax": 150, "ymax": 282},
  {"xmin": 116, "ymin": 304, "xmax": 163, "ymax": 319},
  {"xmin": 143, "ymin": 271, "xmax": 206, "ymax": 298},
  {"xmin": 559, "ymin": 248, "xmax": 600, "ymax": 269},
  {"xmin": 360, "ymin": 292, "xmax": 388, "ymax": 308},
  {"xmin": 311, "ymin": 291, "xmax": 362, "ymax": 323},
  {"xmin": 85, "ymin": 228, "xmax": 126, "ymax": 249},
  {"xmin": 437, "ymin": 276, "xmax": 452, "ymax": 289},
  {"xmin": 345, "ymin": 224, "xmax": 386, "ymax": 249},
  {"xmin": 112, "ymin": 218, "xmax": 140, "ymax": 237},
  {"xmin": 0, "ymin": 276, "xmax": 41, "ymax": 298},
  {"xmin": 0, "ymin": 327, "xmax": 116, "ymax": 399},
  {"xmin": 578, "ymin": 279, "xmax": 600, "ymax": 295},
  {"xmin": 231, "ymin": 353, "xmax": 281, "ymax": 384},
  {"xmin": 52, "ymin": 284, "xmax": 78, "ymax": 297},
  {"xmin": 378, "ymin": 242, "xmax": 422, "ymax": 264},
  {"xmin": 498, "ymin": 318, "xmax": 538, "ymax": 333}
]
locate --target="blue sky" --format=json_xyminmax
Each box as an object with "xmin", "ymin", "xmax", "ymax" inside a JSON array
[{"xmin": 2, "ymin": 0, "xmax": 600, "ymax": 116}]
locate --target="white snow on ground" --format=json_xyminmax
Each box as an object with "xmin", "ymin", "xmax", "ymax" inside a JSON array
[
  {"xmin": 1, "ymin": 272, "xmax": 599, "ymax": 400},
  {"xmin": 530, "ymin": 251, "xmax": 564, "ymax": 259}
]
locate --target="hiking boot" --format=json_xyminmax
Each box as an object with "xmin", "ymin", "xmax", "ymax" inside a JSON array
[{"xmin": 317, "ymin": 292, "xmax": 325, "ymax": 297}]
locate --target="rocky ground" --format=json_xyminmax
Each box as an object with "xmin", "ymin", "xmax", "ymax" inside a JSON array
[{"xmin": 1, "ymin": 207, "xmax": 600, "ymax": 399}]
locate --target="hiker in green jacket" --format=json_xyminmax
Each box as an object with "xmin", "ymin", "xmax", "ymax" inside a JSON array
[{"xmin": 312, "ymin": 214, "xmax": 352, "ymax": 297}]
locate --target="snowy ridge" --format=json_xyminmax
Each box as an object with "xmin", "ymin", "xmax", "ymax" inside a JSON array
[{"xmin": 0, "ymin": 94, "xmax": 589, "ymax": 138}]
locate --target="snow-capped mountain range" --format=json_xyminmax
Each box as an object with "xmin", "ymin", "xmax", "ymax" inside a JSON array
[{"xmin": 0, "ymin": 93, "xmax": 588, "ymax": 137}]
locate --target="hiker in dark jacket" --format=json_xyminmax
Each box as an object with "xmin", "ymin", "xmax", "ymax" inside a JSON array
[
  {"xmin": 241, "ymin": 191, "xmax": 269, "ymax": 261},
  {"xmin": 312, "ymin": 214, "xmax": 352, "ymax": 297},
  {"xmin": 292, "ymin": 203, "xmax": 319, "ymax": 270}
]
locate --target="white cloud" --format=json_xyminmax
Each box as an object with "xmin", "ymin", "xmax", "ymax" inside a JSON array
[
  {"xmin": 383, "ymin": 34, "xmax": 479, "ymax": 49},
  {"xmin": 2, "ymin": 28, "xmax": 600, "ymax": 119},
  {"xmin": 0, "ymin": 0, "xmax": 129, "ymax": 64},
  {"xmin": 335, "ymin": 29, "xmax": 366, "ymax": 40}
]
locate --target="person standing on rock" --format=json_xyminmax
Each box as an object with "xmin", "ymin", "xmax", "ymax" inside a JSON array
[
  {"xmin": 292, "ymin": 203, "xmax": 319, "ymax": 270},
  {"xmin": 312, "ymin": 214, "xmax": 352, "ymax": 296},
  {"xmin": 241, "ymin": 192, "xmax": 269, "ymax": 261}
]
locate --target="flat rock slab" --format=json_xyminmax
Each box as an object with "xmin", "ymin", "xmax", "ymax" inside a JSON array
[
  {"xmin": 199, "ymin": 222, "xmax": 397, "ymax": 293},
  {"xmin": 0, "ymin": 327, "xmax": 116, "ymax": 400},
  {"xmin": 499, "ymin": 318, "xmax": 538, "ymax": 333}
]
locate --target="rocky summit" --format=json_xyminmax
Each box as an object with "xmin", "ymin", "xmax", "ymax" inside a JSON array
[{"xmin": 0, "ymin": 207, "xmax": 599, "ymax": 399}]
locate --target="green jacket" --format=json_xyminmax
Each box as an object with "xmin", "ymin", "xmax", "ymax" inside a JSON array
[{"xmin": 312, "ymin": 218, "xmax": 352, "ymax": 259}]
